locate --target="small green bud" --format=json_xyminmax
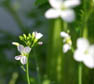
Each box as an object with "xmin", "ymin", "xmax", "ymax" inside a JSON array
[
  {"xmin": 28, "ymin": 33, "xmax": 32, "ymax": 38},
  {"xmin": 19, "ymin": 36, "xmax": 24, "ymax": 41},
  {"xmin": 12, "ymin": 42, "xmax": 19, "ymax": 46},
  {"xmin": 23, "ymin": 34, "xmax": 27, "ymax": 40}
]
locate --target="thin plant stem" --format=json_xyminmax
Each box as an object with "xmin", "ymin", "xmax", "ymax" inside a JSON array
[
  {"xmin": 63, "ymin": 22, "xmax": 68, "ymax": 32},
  {"xmin": 26, "ymin": 56, "xmax": 30, "ymax": 84},
  {"xmin": 35, "ymin": 55, "xmax": 41, "ymax": 84},
  {"xmin": 78, "ymin": 63, "xmax": 82, "ymax": 84}
]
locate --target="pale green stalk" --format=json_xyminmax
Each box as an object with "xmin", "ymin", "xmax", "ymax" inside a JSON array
[
  {"xmin": 78, "ymin": 63, "xmax": 82, "ymax": 84},
  {"xmin": 35, "ymin": 55, "xmax": 41, "ymax": 84},
  {"xmin": 26, "ymin": 55, "xmax": 31, "ymax": 84}
]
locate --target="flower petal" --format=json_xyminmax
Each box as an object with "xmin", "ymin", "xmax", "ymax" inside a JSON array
[
  {"xmin": 20, "ymin": 56, "xmax": 27, "ymax": 65},
  {"xmin": 45, "ymin": 8, "xmax": 60, "ymax": 19},
  {"xmin": 74, "ymin": 49, "xmax": 84, "ymax": 62},
  {"xmin": 49, "ymin": 0, "xmax": 63, "ymax": 9},
  {"xmin": 60, "ymin": 9, "xmax": 75, "ymax": 22},
  {"xmin": 60, "ymin": 32, "xmax": 69, "ymax": 38},
  {"xmin": 33, "ymin": 32, "xmax": 43, "ymax": 40},
  {"xmin": 12, "ymin": 42, "xmax": 19, "ymax": 46},
  {"xmin": 77, "ymin": 38, "xmax": 89, "ymax": 51},
  {"xmin": 89, "ymin": 45, "xmax": 94, "ymax": 56},
  {"xmin": 64, "ymin": 0, "xmax": 80, "ymax": 8},
  {"xmin": 83, "ymin": 55, "xmax": 94, "ymax": 69},
  {"xmin": 15, "ymin": 56, "xmax": 21, "ymax": 60},
  {"xmin": 24, "ymin": 47, "xmax": 31, "ymax": 54},
  {"xmin": 63, "ymin": 44, "xmax": 71, "ymax": 53},
  {"xmin": 17, "ymin": 45, "xmax": 24, "ymax": 53}
]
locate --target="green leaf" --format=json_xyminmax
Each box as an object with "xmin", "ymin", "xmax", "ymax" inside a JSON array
[{"xmin": 35, "ymin": 0, "xmax": 48, "ymax": 6}]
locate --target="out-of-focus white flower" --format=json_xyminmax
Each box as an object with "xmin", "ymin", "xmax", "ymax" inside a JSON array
[
  {"xmin": 60, "ymin": 32, "xmax": 72, "ymax": 53},
  {"xmin": 32, "ymin": 32, "xmax": 43, "ymax": 40},
  {"xmin": 45, "ymin": 0, "xmax": 80, "ymax": 22},
  {"xmin": 12, "ymin": 43, "xmax": 31, "ymax": 65},
  {"xmin": 74, "ymin": 38, "xmax": 94, "ymax": 68}
]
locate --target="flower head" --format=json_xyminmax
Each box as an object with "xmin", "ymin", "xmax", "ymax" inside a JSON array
[
  {"xmin": 32, "ymin": 32, "xmax": 43, "ymax": 40},
  {"xmin": 60, "ymin": 32, "xmax": 72, "ymax": 53},
  {"xmin": 12, "ymin": 42, "xmax": 31, "ymax": 65},
  {"xmin": 74, "ymin": 38, "xmax": 94, "ymax": 68},
  {"xmin": 45, "ymin": 0, "xmax": 80, "ymax": 22}
]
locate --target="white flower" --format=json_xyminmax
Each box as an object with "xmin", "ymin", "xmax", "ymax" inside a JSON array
[
  {"xmin": 45, "ymin": 0, "xmax": 80, "ymax": 22},
  {"xmin": 13, "ymin": 43, "xmax": 31, "ymax": 65},
  {"xmin": 17, "ymin": 45, "xmax": 31, "ymax": 55},
  {"xmin": 63, "ymin": 43, "xmax": 71, "ymax": 53},
  {"xmin": 32, "ymin": 32, "xmax": 43, "ymax": 40},
  {"xmin": 74, "ymin": 38, "xmax": 94, "ymax": 68},
  {"xmin": 60, "ymin": 31, "xmax": 70, "ymax": 38},
  {"xmin": 60, "ymin": 32, "xmax": 72, "ymax": 53},
  {"xmin": 15, "ymin": 56, "xmax": 27, "ymax": 65}
]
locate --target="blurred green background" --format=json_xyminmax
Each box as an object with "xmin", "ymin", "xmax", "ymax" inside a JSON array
[{"xmin": 0, "ymin": 0, "xmax": 94, "ymax": 84}]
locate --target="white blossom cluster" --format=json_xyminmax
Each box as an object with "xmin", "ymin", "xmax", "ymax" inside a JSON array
[{"xmin": 12, "ymin": 32, "xmax": 43, "ymax": 65}]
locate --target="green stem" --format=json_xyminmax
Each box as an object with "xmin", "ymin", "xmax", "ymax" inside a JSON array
[
  {"xmin": 53, "ymin": 18, "xmax": 62, "ymax": 83},
  {"xmin": 35, "ymin": 55, "xmax": 41, "ymax": 84},
  {"xmin": 47, "ymin": 18, "xmax": 62, "ymax": 83},
  {"xmin": 63, "ymin": 22, "xmax": 68, "ymax": 32},
  {"xmin": 83, "ymin": 25, "xmax": 88, "ymax": 38},
  {"xmin": 78, "ymin": 63, "xmax": 82, "ymax": 84},
  {"xmin": 26, "ymin": 56, "xmax": 30, "ymax": 84}
]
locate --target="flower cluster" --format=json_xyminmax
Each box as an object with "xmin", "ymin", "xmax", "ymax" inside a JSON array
[
  {"xmin": 12, "ymin": 42, "xmax": 31, "ymax": 65},
  {"xmin": 12, "ymin": 32, "xmax": 43, "ymax": 65},
  {"xmin": 19, "ymin": 32, "xmax": 43, "ymax": 47},
  {"xmin": 45, "ymin": 0, "xmax": 80, "ymax": 22},
  {"xmin": 60, "ymin": 32, "xmax": 72, "ymax": 53},
  {"xmin": 74, "ymin": 38, "xmax": 94, "ymax": 68}
]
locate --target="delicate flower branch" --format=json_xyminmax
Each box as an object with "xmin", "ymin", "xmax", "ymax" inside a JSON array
[{"xmin": 12, "ymin": 32, "xmax": 43, "ymax": 84}]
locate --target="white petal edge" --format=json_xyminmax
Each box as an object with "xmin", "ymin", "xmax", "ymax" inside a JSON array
[
  {"xmin": 15, "ymin": 56, "xmax": 21, "ymax": 60},
  {"xmin": 83, "ymin": 55, "xmax": 94, "ymax": 69},
  {"xmin": 60, "ymin": 9, "xmax": 75, "ymax": 22},
  {"xmin": 45, "ymin": 8, "xmax": 60, "ymax": 19},
  {"xmin": 20, "ymin": 56, "xmax": 27, "ymax": 65},
  {"xmin": 24, "ymin": 47, "xmax": 31, "ymax": 54},
  {"xmin": 89, "ymin": 45, "xmax": 94, "ymax": 56},
  {"xmin": 12, "ymin": 42, "xmax": 19, "ymax": 46},
  {"xmin": 33, "ymin": 32, "xmax": 43, "ymax": 40},
  {"xmin": 49, "ymin": 0, "xmax": 63, "ymax": 9},
  {"xmin": 60, "ymin": 32, "xmax": 69, "ymax": 38},
  {"xmin": 36, "ymin": 33, "xmax": 43, "ymax": 39},
  {"xmin": 74, "ymin": 49, "xmax": 84, "ymax": 62},
  {"xmin": 17, "ymin": 45, "xmax": 25, "ymax": 53},
  {"xmin": 77, "ymin": 38, "xmax": 89, "ymax": 51},
  {"xmin": 64, "ymin": 0, "xmax": 80, "ymax": 8},
  {"xmin": 63, "ymin": 44, "xmax": 71, "ymax": 53}
]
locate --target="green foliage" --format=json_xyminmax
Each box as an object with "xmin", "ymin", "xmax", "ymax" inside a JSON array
[{"xmin": 35, "ymin": 0, "xmax": 48, "ymax": 6}]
